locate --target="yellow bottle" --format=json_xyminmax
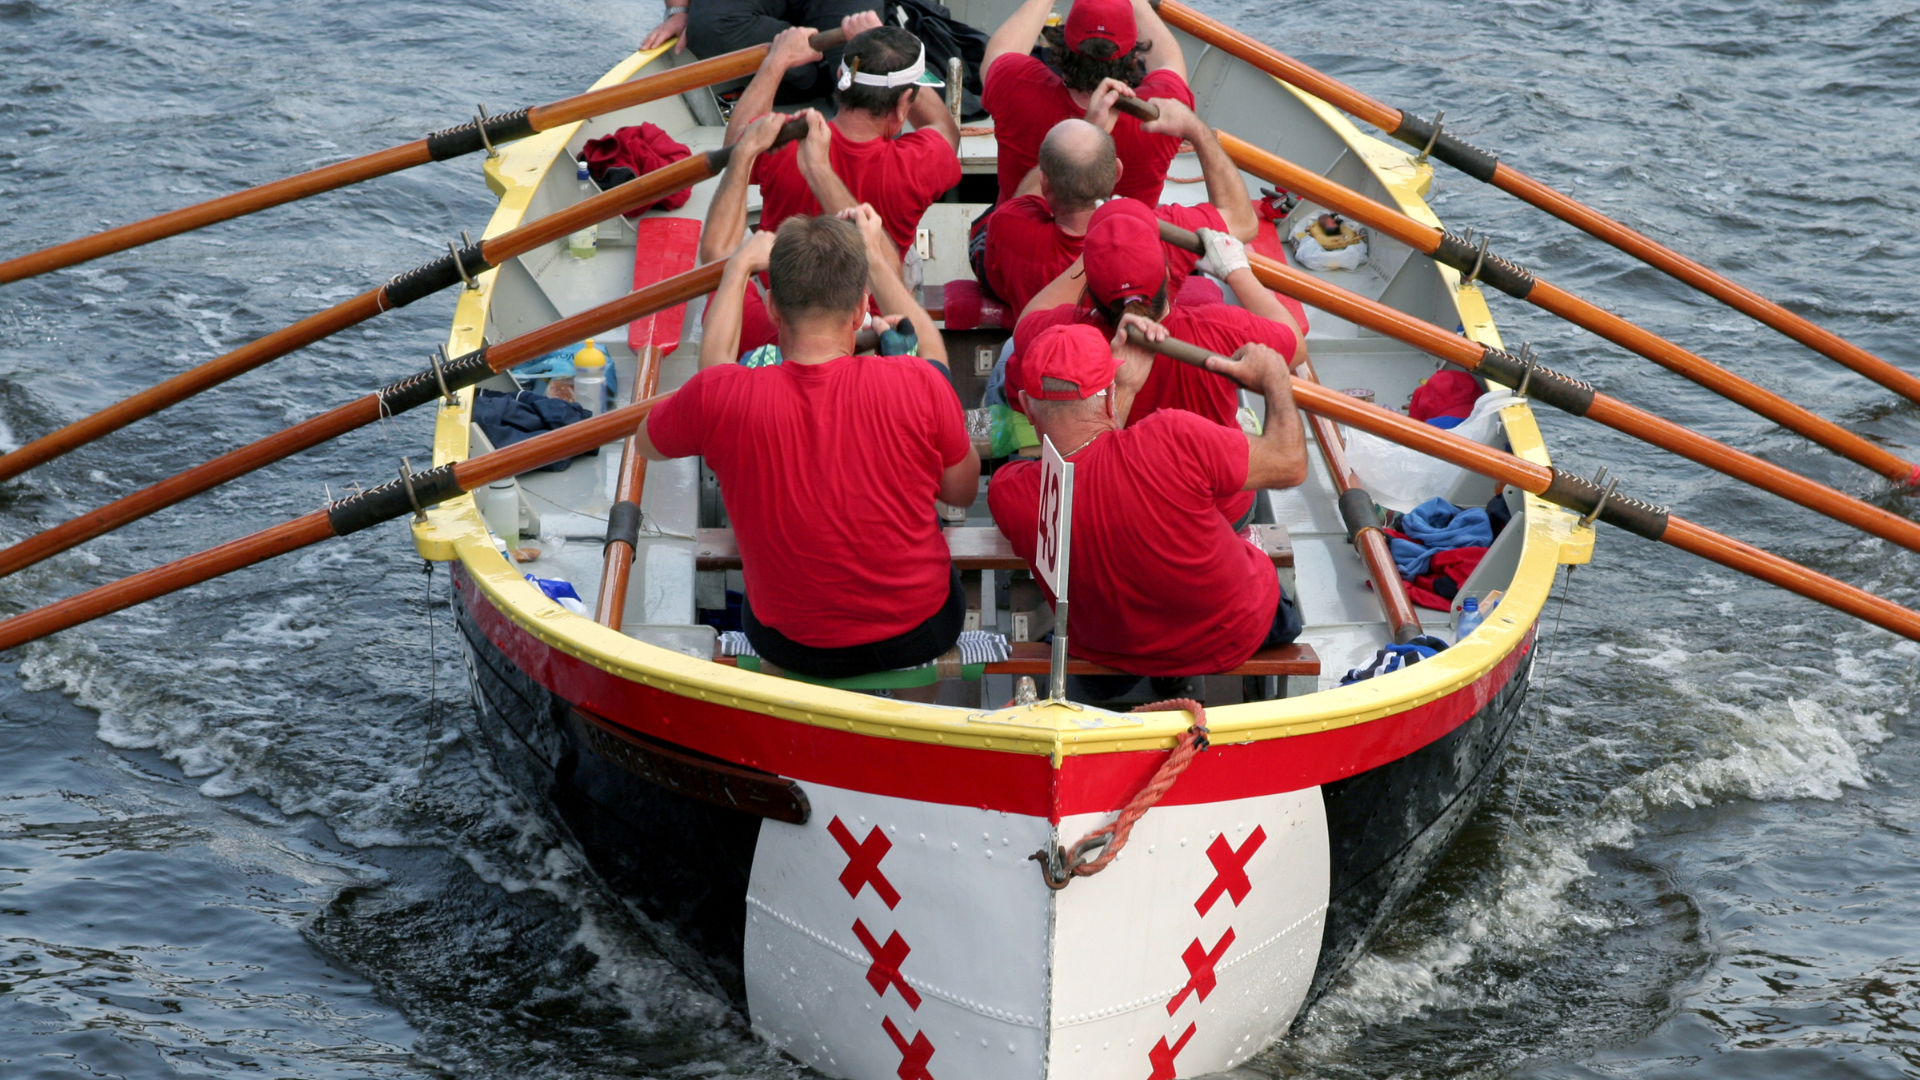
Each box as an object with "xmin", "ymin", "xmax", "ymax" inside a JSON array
[{"xmin": 573, "ymin": 339, "xmax": 608, "ymax": 416}]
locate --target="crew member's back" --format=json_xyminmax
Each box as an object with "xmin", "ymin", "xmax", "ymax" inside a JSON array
[
  {"xmin": 640, "ymin": 213, "xmax": 980, "ymax": 678},
  {"xmin": 988, "ymin": 323, "xmax": 1307, "ymax": 683}
]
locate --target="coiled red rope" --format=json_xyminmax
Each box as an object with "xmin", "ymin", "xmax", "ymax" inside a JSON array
[{"xmin": 1031, "ymin": 698, "xmax": 1209, "ymax": 889}]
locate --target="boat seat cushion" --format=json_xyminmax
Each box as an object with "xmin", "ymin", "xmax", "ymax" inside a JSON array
[
  {"xmin": 928, "ymin": 280, "xmax": 1011, "ymax": 331},
  {"xmin": 692, "ymin": 525, "xmax": 1292, "ymax": 571},
  {"xmin": 983, "ymin": 640, "xmax": 1320, "ymax": 678}
]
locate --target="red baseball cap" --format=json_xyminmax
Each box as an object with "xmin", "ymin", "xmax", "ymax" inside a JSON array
[
  {"xmin": 1064, "ymin": 0, "xmax": 1137, "ymax": 54},
  {"xmin": 1082, "ymin": 198, "xmax": 1167, "ymax": 308},
  {"xmin": 1018, "ymin": 324, "xmax": 1119, "ymax": 401}
]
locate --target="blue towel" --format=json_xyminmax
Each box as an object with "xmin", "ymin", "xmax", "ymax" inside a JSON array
[
  {"xmin": 1388, "ymin": 497, "xmax": 1494, "ymax": 577},
  {"xmin": 473, "ymin": 389, "xmax": 596, "ymax": 473}
]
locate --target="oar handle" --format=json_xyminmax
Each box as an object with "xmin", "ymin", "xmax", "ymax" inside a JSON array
[{"xmin": 1112, "ymin": 96, "xmax": 1161, "ymax": 123}]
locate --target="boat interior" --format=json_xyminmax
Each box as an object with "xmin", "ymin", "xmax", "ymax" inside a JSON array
[{"xmin": 447, "ymin": 1, "xmax": 1539, "ymax": 709}]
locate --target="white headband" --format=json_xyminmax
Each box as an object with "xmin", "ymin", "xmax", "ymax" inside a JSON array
[{"xmin": 836, "ymin": 41, "xmax": 940, "ymax": 91}]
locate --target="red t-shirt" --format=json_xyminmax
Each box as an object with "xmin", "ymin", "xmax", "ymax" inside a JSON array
[
  {"xmin": 750, "ymin": 123, "xmax": 961, "ymax": 256},
  {"xmin": 1010, "ymin": 300, "xmax": 1296, "ymax": 523},
  {"xmin": 987, "ymin": 410, "xmax": 1277, "ymax": 675},
  {"xmin": 981, "ymin": 55, "xmax": 1194, "ymax": 205},
  {"xmin": 983, "ymin": 196, "xmax": 1224, "ymax": 317},
  {"xmin": 646, "ymin": 356, "xmax": 970, "ymax": 647}
]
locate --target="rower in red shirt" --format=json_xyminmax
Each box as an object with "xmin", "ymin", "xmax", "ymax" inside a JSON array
[
  {"xmin": 979, "ymin": 96, "xmax": 1255, "ymax": 317},
  {"xmin": 639, "ymin": 207, "xmax": 980, "ymax": 678},
  {"xmin": 728, "ymin": 17, "xmax": 961, "ymax": 255},
  {"xmin": 988, "ymin": 323, "xmax": 1306, "ymax": 696},
  {"xmin": 701, "ymin": 19, "xmax": 961, "ymax": 359},
  {"xmin": 1009, "ymin": 197, "xmax": 1306, "ymax": 523},
  {"xmin": 981, "ymin": 0, "xmax": 1192, "ymax": 206}
]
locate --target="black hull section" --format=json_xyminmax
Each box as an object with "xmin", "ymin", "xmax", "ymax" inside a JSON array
[
  {"xmin": 1306, "ymin": 649, "xmax": 1533, "ymax": 1007},
  {"xmin": 454, "ymin": 596, "xmax": 760, "ymax": 1007}
]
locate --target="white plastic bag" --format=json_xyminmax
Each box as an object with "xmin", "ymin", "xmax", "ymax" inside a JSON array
[
  {"xmin": 1342, "ymin": 392, "xmax": 1518, "ymax": 512},
  {"xmin": 1290, "ymin": 217, "xmax": 1370, "ymax": 271}
]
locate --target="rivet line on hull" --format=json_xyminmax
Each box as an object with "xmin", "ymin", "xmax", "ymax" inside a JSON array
[{"xmin": 746, "ymin": 895, "xmax": 1042, "ymax": 1028}]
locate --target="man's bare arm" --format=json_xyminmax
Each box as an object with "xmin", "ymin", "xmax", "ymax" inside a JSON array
[
  {"xmin": 698, "ymin": 230, "xmax": 777, "ymax": 369},
  {"xmin": 938, "ymin": 448, "xmax": 983, "ymax": 507},
  {"xmin": 905, "ymin": 84, "xmax": 961, "ymax": 150},
  {"xmin": 843, "ymin": 204, "xmax": 947, "ymax": 369},
  {"xmin": 1140, "ymin": 100, "xmax": 1254, "ymax": 241},
  {"xmin": 1132, "ymin": 0, "xmax": 1185, "ymax": 78},
  {"xmin": 725, "ymin": 27, "xmax": 821, "ymax": 146},
  {"xmin": 795, "ymin": 109, "xmax": 859, "ymax": 216},
  {"xmin": 699, "ymin": 114, "xmax": 787, "ymax": 265},
  {"xmin": 1205, "ymin": 343, "xmax": 1307, "ymax": 490},
  {"xmin": 983, "ymin": 0, "xmax": 1053, "ymax": 83}
]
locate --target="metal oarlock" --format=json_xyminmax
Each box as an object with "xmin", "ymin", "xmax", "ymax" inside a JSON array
[
  {"xmin": 1513, "ymin": 342, "xmax": 1540, "ymax": 398},
  {"xmin": 947, "ymin": 56, "xmax": 962, "ymax": 123},
  {"xmin": 447, "ymin": 241, "xmax": 478, "ymax": 290},
  {"xmin": 1416, "ymin": 109, "xmax": 1446, "ymax": 165},
  {"xmin": 428, "ymin": 347, "xmax": 456, "ymax": 409},
  {"xmin": 398, "ymin": 457, "xmax": 427, "ymax": 523},
  {"xmin": 1467, "ymin": 232, "xmax": 1491, "ymax": 284},
  {"xmin": 1578, "ymin": 466, "xmax": 1618, "ymax": 528},
  {"xmin": 474, "ymin": 104, "xmax": 499, "ymax": 159}
]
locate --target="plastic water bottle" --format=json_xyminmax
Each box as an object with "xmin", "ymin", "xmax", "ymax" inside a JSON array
[
  {"xmin": 572, "ymin": 339, "xmax": 607, "ymax": 416},
  {"xmin": 480, "ymin": 478, "xmax": 521, "ymax": 547},
  {"xmin": 1456, "ymin": 596, "xmax": 1484, "ymax": 639},
  {"xmin": 567, "ymin": 161, "xmax": 598, "ymax": 259}
]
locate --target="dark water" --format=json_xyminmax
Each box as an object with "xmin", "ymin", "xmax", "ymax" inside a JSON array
[{"xmin": 1, "ymin": 0, "xmax": 1916, "ymax": 1076}]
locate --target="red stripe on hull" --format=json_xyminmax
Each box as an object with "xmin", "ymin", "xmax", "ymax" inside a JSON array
[
  {"xmin": 458, "ymin": 568, "xmax": 1532, "ymax": 819},
  {"xmin": 1051, "ymin": 631, "xmax": 1533, "ymax": 816},
  {"xmin": 460, "ymin": 569, "xmax": 1056, "ymax": 816}
]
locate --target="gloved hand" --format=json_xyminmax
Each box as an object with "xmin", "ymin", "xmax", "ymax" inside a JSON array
[{"xmin": 1195, "ymin": 227, "xmax": 1250, "ymax": 279}]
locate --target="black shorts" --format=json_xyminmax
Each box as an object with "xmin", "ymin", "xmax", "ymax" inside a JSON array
[{"xmin": 743, "ymin": 566, "xmax": 966, "ymax": 680}]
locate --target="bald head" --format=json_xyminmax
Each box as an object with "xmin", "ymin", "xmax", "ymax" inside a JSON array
[{"xmin": 1039, "ymin": 120, "xmax": 1118, "ymax": 213}]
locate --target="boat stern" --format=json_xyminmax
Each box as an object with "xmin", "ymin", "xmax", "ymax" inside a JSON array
[{"xmin": 741, "ymin": 704, "xmax": 1329, "ymax": 1080}]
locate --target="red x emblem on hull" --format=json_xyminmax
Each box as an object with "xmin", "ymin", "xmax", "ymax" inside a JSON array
[
  {"xmin": 1147, "ymin": 1022, "xmax": 1197, "ymax": 1080},
  {"xmin": 852, "ymin": 919, "xmax": 922, "ymax": 1009},
  {"xmin": 882, "ymin": 1015, "xmax": 937, "ymax": 1080},
  {"xmin": 1167, "ymin": 928, "xmax": 1236, "ymax": 1015},
  {"xmin": 829, "ymin": 816, "xmax": 901, "ymax": 908},
  {"xmin": 1194, "ymin": 826, "xmax": 1266, "ymax": 916}
]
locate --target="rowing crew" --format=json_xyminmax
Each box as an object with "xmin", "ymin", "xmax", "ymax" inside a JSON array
[{"xmin": 633, "ymin": 0, "xmax": 1311, "ymax": 688}]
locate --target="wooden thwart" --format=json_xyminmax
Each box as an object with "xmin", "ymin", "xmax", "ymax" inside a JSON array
[
  {"xmin": 984, "ymin": 641, "xmax": 1320, "ymax": 678},
  {"xmin": 691, "ymin": 524, "xmax": 1294, "ymax": 571}
]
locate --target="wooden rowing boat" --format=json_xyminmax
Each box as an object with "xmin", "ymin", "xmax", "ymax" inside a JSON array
[{"xmin": 413, "ymin": 7, "xmax": 1590, "ymax": 1075}]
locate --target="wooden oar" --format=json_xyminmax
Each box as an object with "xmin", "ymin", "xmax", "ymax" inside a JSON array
[
  {"xmin": 1158, "ymin": 220, "xmax": 1920, "ymax": 557},
  {"xmin": 1211, "ymin": 132, "xmax": 1920, "ymax": 489},
  {"xmin": 0, "ymin": 123, "xmax": 797, "ymax": 486},
  {"xmin": 0, "ymin": 265, "xmax": 723, "ymax": 580},
  {"xmin": 1294, "ymin": 358, "xmax": 1425, "ymax": 644},
  {"xmin": 595, "ymin": 344, "xmax": 666, "ymax": 628},
  {"xmin": 0, "ymin": 32, "xmax": 843, "ymax": 284},
  {"xmin": 1136, "ymin": 331, "xmax": 1920, "ymax": 644},
  {"xmin": 1149, "ymin": 0, "xmax": 1920, "ymax": 408},
  {"xmin": 0, "ymin": 392, "xmax": 677, "ymax": 655}
]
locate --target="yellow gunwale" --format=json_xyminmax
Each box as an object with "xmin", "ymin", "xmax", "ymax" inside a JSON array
[{"xmin": 413, "ymin": 45, "xmax": 1596, "ymax": 763}]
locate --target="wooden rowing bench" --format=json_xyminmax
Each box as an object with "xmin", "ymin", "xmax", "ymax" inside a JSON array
[
  {"xmin": 697, "ymin": 524, "xmax": 1316, "ymax": 687},
  {"xmin": 982, "ymin": 641, "xmax": 1318, "ymax": 678},
  {"xmin": 692, "ymin": 525, "xmax": 1294, "ymax": 571}
]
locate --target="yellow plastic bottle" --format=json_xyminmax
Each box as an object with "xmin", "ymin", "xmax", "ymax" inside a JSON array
[{"xmin": 573, "ymin": 339, "xmax": 608, "ymax": 416}]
